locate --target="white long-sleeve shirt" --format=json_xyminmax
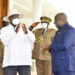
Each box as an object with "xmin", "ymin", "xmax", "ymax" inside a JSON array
[{"xmin": 0, "ymin": 24, "xmax": 35, "ymax": 68}]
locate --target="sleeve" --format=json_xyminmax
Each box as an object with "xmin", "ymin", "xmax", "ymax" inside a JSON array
[
  {"xmin": 50, "ymin": 29, "xmax": 75, "ymax": 51},
  {"xmin": 0, "ymin": 28, "xmax": 16, "ymax": 46},
  {"xmin": 29, "ymin": 25, "xmax": 34, "ymax": 31},
  {"xmin": 25, "ymin": 29, "xmax": 35, "ymax": 44}
]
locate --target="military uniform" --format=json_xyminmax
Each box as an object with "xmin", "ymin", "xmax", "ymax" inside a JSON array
[
  {"xmin": 0, "ymin": 40, "xmax": 4, "ymax": 75},
  {"xmin": 29, "ymin": 16, "xmax": 56, "ymax": 75},
  {"xmin": 50, "ymin": 23, "xmax": 75, "ymax": 75},
  {"xmin": 32, "ymin": 28, "xmax": 56, "ymax": 75}
]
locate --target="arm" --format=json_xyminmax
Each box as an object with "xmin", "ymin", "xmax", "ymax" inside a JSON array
[{"xmin": 29, "ymin": 22, "xmax": 40, "ymax": 31}]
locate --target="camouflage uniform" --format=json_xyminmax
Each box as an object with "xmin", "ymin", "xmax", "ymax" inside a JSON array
[{"xmin": 0, "ymin": 40, "xmax": 4, "ymax": 75}]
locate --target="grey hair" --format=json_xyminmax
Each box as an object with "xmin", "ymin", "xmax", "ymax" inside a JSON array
[{"xmin": 55, "ymin": 13, "xmax": 67, "ymax": 23}]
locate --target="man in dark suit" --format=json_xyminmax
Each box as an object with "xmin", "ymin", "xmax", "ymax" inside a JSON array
[{"xmin": 42, "ymin": 13, "xmax": 75, "ymax": 75}]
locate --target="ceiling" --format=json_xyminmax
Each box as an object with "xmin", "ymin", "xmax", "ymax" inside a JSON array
[{"xmin": 13, "ymin": 0, "xmax": 59, "ymax": 19}]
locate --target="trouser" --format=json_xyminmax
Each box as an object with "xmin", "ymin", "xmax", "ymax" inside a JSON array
[
  {"xmin": 36, "ymin": 60, "xmax": 52, "ymax": 75},
  {"xmin": 53, "ymin": 71, "xmax": 75, "ymax": 75},
  {"xmin": 0, "ymin": 63, "xmax": 4, "ymax": 75},
  {"xmin": 3, "ymin": 66, "xmax": 31, "ymax": 75}
]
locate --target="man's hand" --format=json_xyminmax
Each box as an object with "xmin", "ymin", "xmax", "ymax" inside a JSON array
[
  {"xmin": 32, "ymin": 22, "xmax": 40, "ymax": 27},
  {"xmin": 22, "ymin": 24, "xmax": 28, "ymax": 33},
  {"xmin": 41, "ymin": 44, "xmax": 50, "ymax": 51},
  {"xmin": 15, "ymin": 24, "xmax": 20, "ymax": 33}
]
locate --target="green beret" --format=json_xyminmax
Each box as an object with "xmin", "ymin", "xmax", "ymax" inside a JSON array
[{"xmin": 40, "ymin": 16, "xmax": 52, "ymax": 24}]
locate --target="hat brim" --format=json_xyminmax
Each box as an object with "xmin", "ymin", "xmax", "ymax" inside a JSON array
[{"xmin": 3, "ymin": 14, "xmax": 24, "ymax": 22}]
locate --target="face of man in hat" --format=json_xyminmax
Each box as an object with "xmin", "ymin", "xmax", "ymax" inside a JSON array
[{"xmin": 8, "ymin": 14, "xmax": 20, "ymax": 26}]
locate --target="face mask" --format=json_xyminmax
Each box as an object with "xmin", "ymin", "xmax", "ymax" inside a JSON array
[
  {"xmin": 41, "ymin": 23, "xmax": 48, "ymax": 34},
  {"xmin": 41, "ymin": 23, "xmax": 48, "ymax": 28},
  {"xmin": 12, "ymin": 18, "xmax": 20, "ymax": 26}
]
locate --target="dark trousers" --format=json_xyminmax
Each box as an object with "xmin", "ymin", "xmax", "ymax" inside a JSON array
[
  {"xmin": 53, "ymin": 71, "xmax": 75, "ymax": 75},
  {"xmin": 3, "ymin": 66, "xmax": 31, "ymax": 75}
]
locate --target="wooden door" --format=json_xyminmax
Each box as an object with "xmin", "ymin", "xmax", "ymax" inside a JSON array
[{"xmin": 0, "ymin": 0, "xmax": 9, "ymax": 28}]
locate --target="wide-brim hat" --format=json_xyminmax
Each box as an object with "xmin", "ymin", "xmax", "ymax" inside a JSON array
[
  {"xmin": 3, "ymin": 9, "xmax": 24, "ymax": 22},
  {"xmin": 40, "ymin": 16, "xmax": 52, "ymax": 24}
]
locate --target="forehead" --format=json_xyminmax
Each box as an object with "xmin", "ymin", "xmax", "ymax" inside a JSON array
[
  {"xmin": 54, "ymin": 15, "xmax": 62, "ymax": 21},
  {"xmin": 9, "ymin": 14, "xmax": 19, "ymax": 19}
]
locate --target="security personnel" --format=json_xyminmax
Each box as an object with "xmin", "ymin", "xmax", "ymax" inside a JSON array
[
  {"xmin": 0, "ymin": 40, "xmax": 4, "ymax": 75},
  {"xmin": 29, "ymin": 17, "xmax": 56, "ymax": 75}
]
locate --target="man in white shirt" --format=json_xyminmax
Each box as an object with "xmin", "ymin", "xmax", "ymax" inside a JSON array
[{"xmin": 0, "ymin": 9, "xmax": 35, "ymax": 75}]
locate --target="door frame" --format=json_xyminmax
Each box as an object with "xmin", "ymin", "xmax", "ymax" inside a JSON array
[{"xmin": 0, "ymin": 0, "xmax": 9, "ymax": 28}]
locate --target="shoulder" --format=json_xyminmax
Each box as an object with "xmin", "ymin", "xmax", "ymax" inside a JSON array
[
  {"xmin": 65, "ymin": 25, "xmax": 75, "ymax": 36},
  {"xmin": 48, "ymin": 28, "xmax": 57, "ymax": 33},
  {"xmin": 33, "ymin": 28, "xmax": 42, "ymax": 33},
  {"xmin": 1, "ymin": 25, "xmax": 10, "ymax": 33},
  {"xmin": 49, "ymin": 28, "xmax": 56, "ymax": 31},
  {"xmin": 67, "ymin": 25, "xmax": 75, "ymax": 32}
]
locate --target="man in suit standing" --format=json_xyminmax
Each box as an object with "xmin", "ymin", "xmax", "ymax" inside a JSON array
[{"xmin": 42, "ymin": 13, "xmax": 75, "ymax": 75}]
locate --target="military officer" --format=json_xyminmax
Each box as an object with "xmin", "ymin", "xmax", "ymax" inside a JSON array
[{"xmin": 29, "ymin": 17, "xmax": 56, "ymax": 75}]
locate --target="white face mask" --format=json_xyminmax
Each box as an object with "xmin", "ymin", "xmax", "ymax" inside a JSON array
[
  {"xmin": 41, "ymin": 23, "xmax": 48, "ymax": 28},
  {"xmin": 12, "ymin": 18, "xmax": 20, "ymax": 25}
]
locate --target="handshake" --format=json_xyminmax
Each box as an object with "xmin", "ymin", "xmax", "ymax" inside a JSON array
[{"xmin": 41, "ymin": 44, "xmax": 51, "ymax": 51}]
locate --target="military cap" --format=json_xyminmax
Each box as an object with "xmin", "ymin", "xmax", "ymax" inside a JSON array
[{"xmin": 40, "ymin": 16, "xmax": 52, "ymax": 24}]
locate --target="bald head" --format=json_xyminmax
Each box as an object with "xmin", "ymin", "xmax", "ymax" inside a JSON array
[{"xmin": 54, "ymin": 13, "xmax": 68, "ymax": 28}]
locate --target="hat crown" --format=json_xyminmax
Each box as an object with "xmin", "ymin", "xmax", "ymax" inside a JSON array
[
  {"xmin": 40, "ymin": 16, "xmax": 52, "ymax": 24},
  {"xmin": 8, "ymin": 9, "xmax": 19, "ymax": 17},
  {"xmin": 2, "ymin": 9, "xmax": 23, "ymax": 22}
]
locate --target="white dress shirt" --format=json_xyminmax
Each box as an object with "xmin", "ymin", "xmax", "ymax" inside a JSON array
[{"xmin": 0, "ymin": 24, "xmax": 35, "ymax": 68}]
